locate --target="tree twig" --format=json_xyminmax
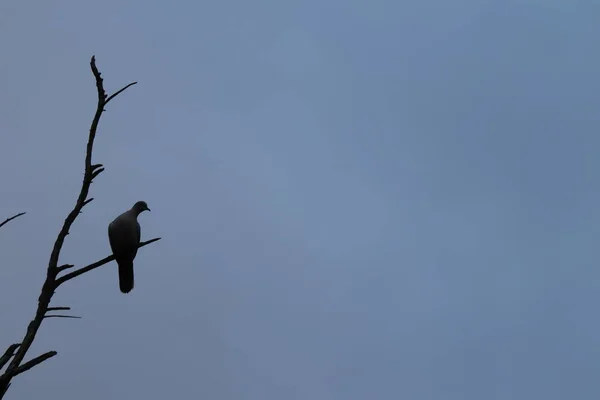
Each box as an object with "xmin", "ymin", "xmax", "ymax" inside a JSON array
[
  {"xmin": 43, "ymin": 315, "xmax": 82, "ymax": 320},
  {"xmin": 82, "ymin": 198, "xmax": 94, "ymax": 207},
  {"xmin": 105, "ymin": 82, "xmax": 137, "ymax": 104},
  {"xmin": 0, "ymin": 213, "xmax": 25, "ymax": 229},
  {"xmin": 56, "ymin": 264, "xmax": 74, "ymax": 273},
  {"xmin": 0, "ymin": 345, "xmax": 20, "ymax": 371},
  {"xmin": 46, "ymin": 307, "xmax": 71, "ymax": 312}
]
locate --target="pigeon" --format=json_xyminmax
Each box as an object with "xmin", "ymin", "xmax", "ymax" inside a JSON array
[{"xmin": 108, "ymin": 201, "xmax": 151, "ymax": 293}]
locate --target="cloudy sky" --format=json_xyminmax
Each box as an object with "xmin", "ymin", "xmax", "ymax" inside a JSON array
[{"xmin": 2, "ymin": 1, "xmax": 600, "ymax": 399}]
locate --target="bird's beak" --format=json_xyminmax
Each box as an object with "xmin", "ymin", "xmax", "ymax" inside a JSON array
[{"xmin": 145, "ymin": 207, "xmax": 151, "ymax": 212}]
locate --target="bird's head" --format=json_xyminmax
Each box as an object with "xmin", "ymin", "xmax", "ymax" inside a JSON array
[{"xmin": 132, "ymin": 200, "xmax": 151, "ymax": 215}]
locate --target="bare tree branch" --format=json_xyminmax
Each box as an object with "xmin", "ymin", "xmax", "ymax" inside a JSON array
[
  {"xmin": 46, "ymin": 307, "xmax": 71, "ymax": 312},
  {"xmin": 0, "ymin": 56, "xmax": 159, "ymax": 398},
  {"xmin": 0, "ymin": 345, "xmax": 20, "ymax": 371},
  {"xmin": 12, "ymin": 352, "xmax": 57, "ymax": 377},
  {"xmin": 0, "ymin": 213, "xmax": 25, "ymax": 229},
  {"xmin": 56, "ymin": 238, "xmax": 161, "ymax": 285},
  {"xmin": 43, "ymin": 315, "xmax": 81, "ymax": 320},
  {"xmin": 56, "ymin": 264, "xmax": 75, "ymax": 273},
  {"xmin": 82, "ymin": 198, "xmax": 94, "ymax": 207},
  {"xmin": 105, "ymin": 82, "xmax": 137, "ymax": 104},
  {"xmin": 90, "ymin": 168, "xmax": 104, "ymax": 180}
]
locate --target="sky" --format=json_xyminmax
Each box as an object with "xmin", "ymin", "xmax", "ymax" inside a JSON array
[{"xmin": 1, "ymin": 0, "xmax": 600, "ymax": 399}]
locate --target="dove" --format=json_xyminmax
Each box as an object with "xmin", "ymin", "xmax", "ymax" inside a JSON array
[{"xmin": 108, "ymin": 201, "xmax": 151, "ymax": 293}]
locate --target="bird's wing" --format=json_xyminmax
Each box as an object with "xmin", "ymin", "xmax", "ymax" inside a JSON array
[
  {"xmin": 108, "ymin": 213, "xmax": 139, "ymax": 261},
  {"xmin": 132, "ymin": 219, "xmax": 141, "ymax": 259}
]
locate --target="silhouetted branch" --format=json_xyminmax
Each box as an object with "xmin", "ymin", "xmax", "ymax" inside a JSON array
[
  {"xmin": 46, "ymin": 307, "xmax": 71, "ymax": 312},
  {"xmin": 0, "ymin": 345, "xmax": 20, "ymax": 371},
  {"xmin": 56, "ymin": 238, "xmax": 161, "ymax": 285},
  {"xmin": 43, "ymin": 315, "xmax": 81, "ymax": 320},
  {"xmin": 90, "ymin": 168, "xmax": 104, "ymax": 180},
  {"xmin": 56, "ymin": 264, "xmax": 75, "ymax": 273},
  {"xmin": 0, "ymin": 213, "xmax": 25, "ymax": 229},
  {"xmin": 82, "ymin": 198, "xmax": 94, "ymax": 207},
  {"xmin": 0, "ymin": 56, "xmax": 157, "ymax": 399},
  {"xmin": 12, "ymin": 352, "xmax": 57, "ymax": 377},
  {"xmin": 105, "ymin": 82, "xmax": 137, "ymax": 104}
]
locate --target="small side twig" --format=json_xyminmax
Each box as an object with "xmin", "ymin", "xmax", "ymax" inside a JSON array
[
  {"xmin": 43, "ymin": 315, "xmax": 81, "ymax": 320},
  {"xmin": 105, "ymin": 82, "xmax": 137, "ymax": 105},
  {"xmin": 46, "ymin": 307, "xmax": 71, "ymax": 312},
  {"xmin": 56, "ymin": 264, "xmax": 74, "ymax": 273},
  {"xmin": 82, "ymin": 198, "xmax": 94, "ymax": 207},
  {"xmin": 0, "ymin": 345, "xmax": 20, "ymax": 371},
  {"xmin": 0, "ymin": 213, "xmax": 25, "ymax": 229}
]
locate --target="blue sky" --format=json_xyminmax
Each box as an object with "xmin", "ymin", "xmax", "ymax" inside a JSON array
[{"xmin": 2, "ymin": 1, "xmax": 600, "ymax": 399}]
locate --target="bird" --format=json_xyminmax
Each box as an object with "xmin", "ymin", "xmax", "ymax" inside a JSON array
[{"xmin": 108, "ymin": 201, "xmax": 151, "ymax": 293}]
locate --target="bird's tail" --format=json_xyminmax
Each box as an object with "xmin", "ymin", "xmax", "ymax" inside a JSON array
[{"xmin": 117, "ymin": 259, "xmax": 135, "ymax": 294}]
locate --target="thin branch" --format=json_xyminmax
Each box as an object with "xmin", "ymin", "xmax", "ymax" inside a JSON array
[
  {"xmin": 43, "ymin": 315, "xmax": 81, "ymax": 320},
  {"xmin": 0, "ymin": 345, "xmax": 20, "ymax": 371},
  {"xmin": 90, "ymin": 168, "xmax": 104, "ymax": 180},
  {"xmin": 56, "ymin": 264, "xmax": 75, "ymax": 273},
  {"xmin": 82, "ymin": 198, "xmax": 94, "ymax": 207},
  {"xmin": 12, "ymin": 352, "xmax": 57, "ymax": 377},
  {"xmin": 105, "ymin": 81, "xmax": 137, "ymax": 104},
  {"xmin": 56, "ymin": 238, "xmax": 161, "ymax": 285},
  {"xmin": 0, "ymin": 213, "xmax": 25, "ymax": 229},
  {"xmin": 46, "ymin": 307, "xmax": 71, "ymax": 312}
]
